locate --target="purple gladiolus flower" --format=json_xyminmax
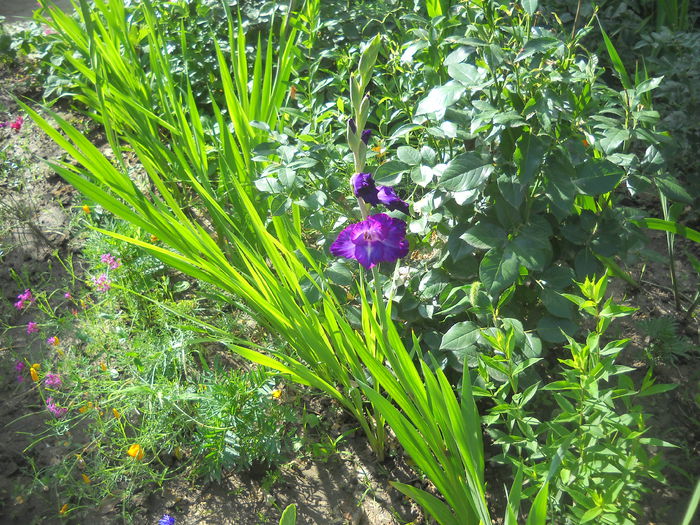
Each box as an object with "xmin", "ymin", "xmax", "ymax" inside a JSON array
[
  {"xmin": 361, "ymin": 129, "xmax": 372, "ymax": 145},
  {"xmin": 330, "ymin": 213, "xmax": 409, "ymax": 269},
  {"xmin": 158, "ymin": 514, "xmax": 176, "ymax": 525},
  {"xmin": 351, "ymin": 172, "xmax": 380, "ymax": 205},
  {"xmin": 377, "ymin": 186, "xmax": 409, "ymax": 214},
  {"xmin": 348, "ymin": 118, "xmax": 371, "ymax": 145}
]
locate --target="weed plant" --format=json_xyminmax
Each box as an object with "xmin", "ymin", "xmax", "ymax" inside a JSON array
[{"xmin": 5, "ymin": 217, "xmax": 299, "ymax": 522}]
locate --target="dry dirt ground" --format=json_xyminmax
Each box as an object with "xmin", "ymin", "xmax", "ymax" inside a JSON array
[{"xmin": 0, "ymin": 24, "xmax": 698, "ymax": 525}]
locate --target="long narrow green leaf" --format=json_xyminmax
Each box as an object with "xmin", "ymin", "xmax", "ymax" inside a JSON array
[{"xmin": 632, "ymin": 218, "xmax": 700, "ymax": 243}]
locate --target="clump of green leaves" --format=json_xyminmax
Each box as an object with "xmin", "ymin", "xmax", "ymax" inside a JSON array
[
  {"xmin": 479, "ymin": 275, "xmax": 675, "ymax": 523},
  {"xmin": 192, "ymin": 365, "xmax": 297, "ymax": 481}
]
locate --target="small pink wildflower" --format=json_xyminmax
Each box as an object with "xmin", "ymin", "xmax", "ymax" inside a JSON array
[
  {"xmin": 64, "ymin": 292, "xmax": 72, "ymax": 299},
  {"xmin": 43, "ymin": 27, "xmax": 57, "ymax": 35},
  {"xmin": 46, "ymin": 397, "xmax": 67, "ymax": 418},
  {"xmin": 8, "ymin": 116, "xmax": 23, "ymax": 132},
  {"xmin": 100, "ymin": 253, "xmax": 121, "ymax": 270},
  {"xmin": 15, "ymin": 361, "xmax": 26, "ymax": 373},
  {"xmin": 14, "ymin": 289, "xmax": 34, "ymax": 310},
  {"xmin": 46, "ymin": 336, "xmax": 60, "ymax": 347},
  {"xmin": 26, "ymin": 321, "xmax": 39, "ymax": 334},
  {"xmin": 44, "ymin": 373, "xmax": 62, "ymax": 388},
  {"xmin": 93, "ymin": 273, "xmax": 111, "ymax": 292}
]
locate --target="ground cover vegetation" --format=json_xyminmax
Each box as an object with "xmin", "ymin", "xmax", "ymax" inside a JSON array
[{"xmin": 1, "ymin": 0, "xmax": 699, "ymax": 523}]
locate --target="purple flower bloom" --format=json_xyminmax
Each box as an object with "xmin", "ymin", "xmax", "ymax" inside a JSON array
[
  {"xmin": 47, "ymin": 336, "xmax": 60, "ymax": 346},
  {"xmin": 351, "ymin": 172, "xmax": 380, "ymax": 205},
  {"xmin": 100, "ymin": 253, "xmax": 121, "ymax": 270},
  {"xmin": 27, "ymin": 321, "xmax": 39, "ymax": 334},
  {"xmin": 46, "ymin": 397, "xmax": 67, "ymax": 418},
  {"xmin": 15, "ymin": 361, "xmax": 26, "ymax": 373},
  {"xmin": 44, "ymin": 373, "xmax": 62, "ymax": 388},
  {"xmin": 14, "ymin": 289, "xmax": 34, "ymax": 310},
  {"xmin": 158, "ymin": 514, "xmax": 176, "ymax": 525},
  {"xmin": 330, "ymin": 213, "xmax": 409, "ymax": 269},
  {"xmin": 361, "ymin": 129, "xmax": 372, "ymax": 145},
  {"xmin": 377, "ymin": 186, "xmax": 409, "ymax": 214},
  {"xmin": 93, "ymin": 273, "xmax": 111, "ymax": 292},
  {"xmin": 64, "ymin": 292, "xmax": 72, "ymax": 299},
  {"xmin": 348, "ymin": 118, "xmax": 371, "ymax": 145}
]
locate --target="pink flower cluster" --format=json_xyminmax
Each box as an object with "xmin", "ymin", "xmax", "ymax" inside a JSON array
[
  {"xmin": 14, "ymin": 289, "xmax": 34, "ymax": 310},
  {"xmin": 46, "ymin": 397, "xmax": 67, "ymax": 418},
  {"xmin": 100, "ymin": 253, "xmax": 121, "ymax": 270},
  {"xmin": 26, "ymin": 321, "xmax": 39, "ymax": 334},
  {"xmin": 44, "ymin": 373, "xmax": 62, "ymax": 388},
  {"xmin": 93, "ymin": 273, "xmax": 111, "ymax": 292},
  {"xmin": 0, "ymin": 116, "xmax": 24, "ymax": 132},
  {"xmin": 46, "ymin": 336, "xmax": 60, "ymax": 346}
]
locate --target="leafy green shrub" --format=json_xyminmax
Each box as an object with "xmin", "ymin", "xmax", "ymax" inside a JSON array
[{"xmin": 478, "ymin": 275, "xmax": 675, "ymax": 523}]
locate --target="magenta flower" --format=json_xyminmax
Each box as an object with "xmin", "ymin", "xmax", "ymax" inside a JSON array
[
  {"xmin": 15, "ymin": 361, "xmax": 26, "ymax": 373},
  {"xmin": 8, "ymin": 116, "xmax": 23, "ymax": 132},
  {"xmin": 64, "ymin": 292, "xmax": 72, "ymax": 299},
  {"xmin": 330, "ymin": 213, "xmax": 409, "ymax": 269},
  {"xmin": 93, "ymin": 273, "xmax": 111, "ymax": 292},
  {"xmin": 377, "ymin": 186, "xmax": 409, "ymax": 214},
  {"xmin": 44, "ymin": 373, "xmax": 62, "ymax": 388},
  {"xmin": 46, "ymin": 336, "xmax": 59, "ymax": 346},
  {"xmin": 26, "ymin": 321, "xmax": 39, "ymax": 334},
  {"xmin": 100, "ymin": 253, "xmax": 121, "ymax": 270},
  {"xmin": 14, "ymin": 289, "xmax": 34, "ymax": 310},
  {"xmin": 46, "ymin": 397, "xmax": 67, "ymax": 418}
]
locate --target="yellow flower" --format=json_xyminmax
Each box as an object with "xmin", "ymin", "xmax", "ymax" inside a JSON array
[
  {"xmin": 59, "ymin": 503, "xmax": 69, "ymax": 515},
  {"xmin": 100, "ymin": 362, "xmax": 107, "ymax": 372},
  {"xmin": 81, "ymin": 204, "xmax": 90, "ymax": 213},
  {"xmin": 127, "ymin": 443, "xmax": 144, "ymax": 460},
  {"xmin": 78, "ymin": 405, "xmax": 87, "ymax": 413},
  {"xmin": 81, "ymin": 473, "xmax": 91, "ymax": 484},
  {"xmin": 150, "ymin": 234, "xmax": 158, "ymax": 243},
  {"xmin": 271, "ymin": 389, "xmax": 283, "ymax": 400},
  {"xmin": 30, "ymin": 367, "xmax": 39, "ymax": 382},
  {"xmin": 174, "ymin": 445, "xmax": 183, "ymax": 460},
  {"xmin": 112, "ymin": 408, "xmax": 121, "ymax": 419}
]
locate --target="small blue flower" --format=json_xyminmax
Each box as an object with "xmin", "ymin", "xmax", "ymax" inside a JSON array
[{"xmin": 158, "ymin": 514, "xmax": 175, "ymax": 525}]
